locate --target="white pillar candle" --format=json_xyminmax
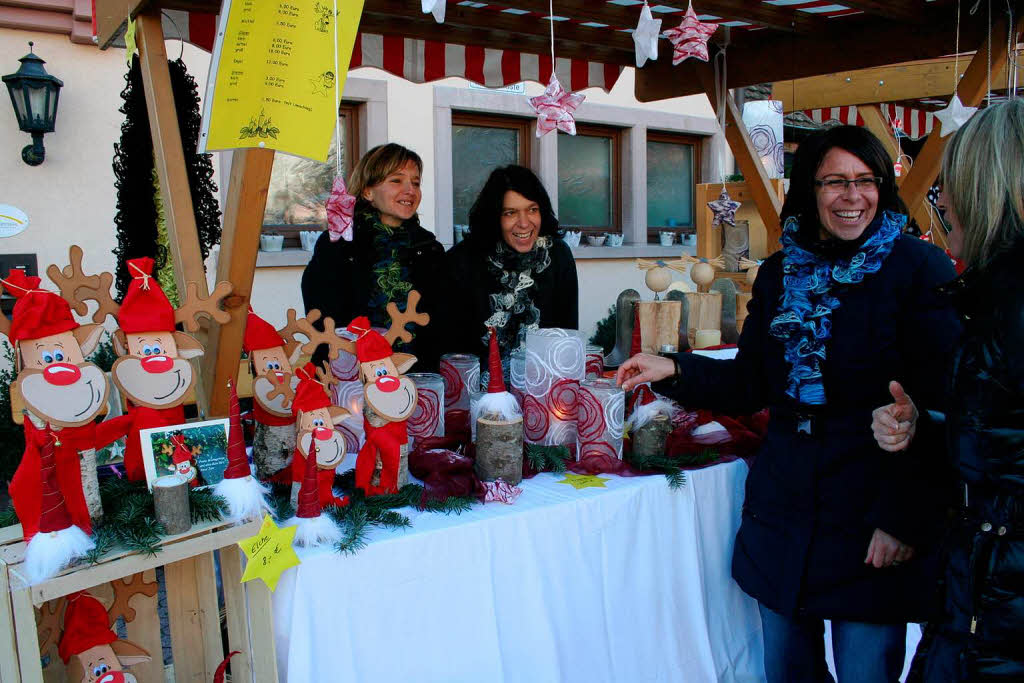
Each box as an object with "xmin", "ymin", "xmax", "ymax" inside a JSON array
[
  {"xmin": 577, "ymin": 379, "xmax": 625, "ymax": 461},
  {"xmin": 694, "ymin": 329, "xmax": 722, "ymax": 349}
]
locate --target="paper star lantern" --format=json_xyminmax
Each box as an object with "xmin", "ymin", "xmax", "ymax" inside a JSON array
[
  {"xmin": 421, "ymin": 0, "xmax": 445, "ymax": 23},
  {"xmin": 707, "ymin": 188, "xmax": 741, "ymax": 227},
  {"xmin": 633, "ymin": 2, "xmax": 662, "ymax": 68},
  {"xmin": 528, "ymin": 74, "xmax": 586, "ymax": 137},
  {"xmin": 325, "ymin": 175, "xmax": 356, "ymax": 242},
  {"xmin": 934, "ymin": 94, "xmax": 977, "ymax": 137},
  {"xmin": 239, "ymin": 515, "xmax": 301, "ymax": 591},
  {"xmin": 664, "ymin": 3, "xmax": 718, "ymax": 64},
  {"xmin": 557, "ymin": 473, "xmax": 610, "ymax": 490}
]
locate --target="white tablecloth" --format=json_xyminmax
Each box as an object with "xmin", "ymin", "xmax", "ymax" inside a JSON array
[{"xmin": 272, "ymin": 459, "xmax": 764, "ymax": 682}]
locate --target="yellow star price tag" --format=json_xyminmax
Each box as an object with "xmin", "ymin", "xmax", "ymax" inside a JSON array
[
  {"xmin": 557, "ymin": 473, "xmax": 610, "ymax": 490},
  {"xmin": 239, "ymin": 515, "xmax": 301, "ymax": 592},
  {"xmin": 124, "ymin": 19, "xmax": 137, "ymax": 65}
]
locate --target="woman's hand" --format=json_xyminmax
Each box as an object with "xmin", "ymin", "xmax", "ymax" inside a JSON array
[
  {"xmin": 864, "ymin": 528, "xmax": 915, "ymax": 568},
  {"xmin": 871, "ymin": 380, "xmax": 918, "ymax": 452},
  {"xmin": 615, "ymin": 353, "xmax": 676, "ymax": 391}
]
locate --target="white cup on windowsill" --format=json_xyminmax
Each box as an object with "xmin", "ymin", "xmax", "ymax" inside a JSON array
[
  {"xmin": 260, "ymin": 234, "xmax": 284, "ymax": 252},
  {"xmin": 659, "ymin": 231, "xmax": 676, "ymax": 247}
]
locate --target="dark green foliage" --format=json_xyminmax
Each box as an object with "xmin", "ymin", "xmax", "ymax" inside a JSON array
[
  {"xmin": 0, "ymin": 342, "xmax": 25, "ymax": 485},
  {"xmin": 623, "ymin": 450, "xmax": 688, "ymax": 490},
  {"xmin": 420, "ymin": 496, "xmax": 476, "ymax": 515},
  {"xmin": 189, "ymin": 488, "xmax": 229, "ymax": 523},
  {"xmin": 589, "ymin": 305, "xmax": 617, "ymax": 355},
  {"xmin": 525, "ymin": 444, "xmax": 571, "ymax": 473},
  {"xmin": 86, "ymin": 335, "xmax": 118, "ymax": 373},
  {"xmin": 0, "ymin": 504, "xmax": 18, "ymax": 527}
]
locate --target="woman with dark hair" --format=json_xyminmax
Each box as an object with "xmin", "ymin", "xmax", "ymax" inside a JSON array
[
  {"xmin": 616, "ymin": 126, "xmax": 960, "ymax": 681},
  {"xmin": 440, "ymin": 165, "xmax": 578, "ymax": 361},
  {"xmin": 872, "ymin": 100, "xmax": 1024, "ymax": 681},
  {"xmin": 302, "ymin": 143, "xmax": 444, "ymax": 368}
]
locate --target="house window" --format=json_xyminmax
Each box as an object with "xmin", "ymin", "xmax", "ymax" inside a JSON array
[
  {"xmin": 451, "ymin": 113, "xmax": 532, "ymax": 232},
  {"xmin": 262, "ymin": 103, "xmax": 359, "ymax": 247},
  {"xmin": 557, "ymin": 123, "xmax": 621, "ymax": 234},
  {"xmin": 646, "ymin": 131, "xmax": 701, "ymax": 243}
]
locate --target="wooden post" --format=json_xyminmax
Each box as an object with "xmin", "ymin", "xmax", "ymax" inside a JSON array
[
  {"xmin": 218, "ymin": 545, "xmax": 255, "ymax": 683},
  {"xmin": 696, "ymin": 180, "xmax": 785, "ymax": 260},
  {"xmin": 165, "ymin": 552, "xmax": 222, "ymax": 683},
  {"xmin": 898, "ymin": 12, "xmax": 1017, "ymax": 242},
  {"xmin": 200, "ymin": 148, "xmax": 276, "ymax": 416}
]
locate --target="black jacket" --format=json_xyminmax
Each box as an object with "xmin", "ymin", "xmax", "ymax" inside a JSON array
[
  {"xmin": 655, "ymin": 233, "xmax": 960, "ymax": 622},
  {"xmin": 300, "ymin": 210, "xmax": 445, "ymax": 370},
  {"xmin": 438, "ymin": 236, "xmax": 579, "ymax": 360},
  {"xmin": 913, "ymin": 238, "xmax": 1024, "ymax": 682}
]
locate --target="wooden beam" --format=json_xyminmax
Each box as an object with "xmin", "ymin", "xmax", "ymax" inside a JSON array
[
  {"xmin": 834, "ymin": 1, "xmax": 930, "ymax": 22},
  {"xmin": 773, "ymin": 54, "xmax": 1022, "ymax": 111},
  {"xmin": 697, "ymin": 65, "xmax": 782, "ymax": 253},
  {"xmin": 200, "ymin": 148, "xmax": 274, "ymax": 417},
  {"xmin": 899, "ymin": 11, "xmax": 1017, "ymax": 241}
]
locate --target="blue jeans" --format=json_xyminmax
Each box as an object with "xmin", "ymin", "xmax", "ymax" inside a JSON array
[{"xmin": 758, "ymin": 603, "xmax": 906, "ymax": 683}]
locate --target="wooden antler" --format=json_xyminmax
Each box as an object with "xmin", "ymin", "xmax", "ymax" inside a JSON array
[
  {"xmin": 383, "ymin": 290, "xmax": 430, "ymax": 346},
  {"xmin": 265, "ymin": 371, "xmax": 296, "ymax": 408},
  {"xmin": 108, "ymin": 573, "xmax": 158, "ymax": 626},
  {"xmin": 36, "ymin": 596, "xmax": 66, "ymax": 658},
  {"xmin": 637, "ymin": 258, "xmax": 689, "ymax": 275},
  {"xmin": 174, "ymin": 281, "xmax": 233, "ymax": 332},
  {"xmin": 315, "ymin": 361, "xmax": 339, "ymax": 391},
  {"xmin": 45, "ymin": 245, "xmax": 121, "ymax": 323},
  {"xmin": 281, "ymin": 309, "xmax": 356, "ymax": 360}
]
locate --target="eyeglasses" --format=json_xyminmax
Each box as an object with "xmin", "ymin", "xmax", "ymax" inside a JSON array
[{"xmin": 814, "ymin": 177, "xmax": 883, "ymax": 194}]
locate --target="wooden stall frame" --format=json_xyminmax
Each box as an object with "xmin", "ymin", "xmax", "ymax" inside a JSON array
[{"xmin": 696, "ymin": 180, "xmax": 786, "ymax": 261}]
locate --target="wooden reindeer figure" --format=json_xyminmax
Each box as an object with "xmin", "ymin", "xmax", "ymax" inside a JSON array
[
  {"xmin": 289, "ymin": 362, "xmax": 351, "ymax": 508},
  {"xmin": 0, "ymin": 267, "xmax": 132, "ymax": 543},
  {"xmin": 59, "ymin": 591, "xmax": 151, "ymax": 683},
  {"xmin": 243, "ymin": 307, "xmax": 302, "ymax": 482}
]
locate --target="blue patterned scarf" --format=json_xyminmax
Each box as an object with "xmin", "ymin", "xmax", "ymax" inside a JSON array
[{"xmin": 769, "ymin": 210, "xmax": 904, "ymax": 405}]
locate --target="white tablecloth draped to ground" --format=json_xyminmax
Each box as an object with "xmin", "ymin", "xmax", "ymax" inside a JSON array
[{"xmin": 272, "ymin": 459, "xmax": 764, "ymax": 683}]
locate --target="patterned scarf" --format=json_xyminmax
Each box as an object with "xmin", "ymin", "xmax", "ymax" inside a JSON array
[
  {"xmin": 769, "ymin": 210, "xmax": 904, "ymax": 405},
  {"xmin": 359, "ymin": 208, "xmax": 414, "ymax": 338},
  {"xmin": 483, "ymin": 236, "xmax": 553, "ymax": 353}
]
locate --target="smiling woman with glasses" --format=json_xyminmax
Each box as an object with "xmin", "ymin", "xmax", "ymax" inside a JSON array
[{"xmin": 617, "ymin": 125, "xmax": 960, "ymax": 682}]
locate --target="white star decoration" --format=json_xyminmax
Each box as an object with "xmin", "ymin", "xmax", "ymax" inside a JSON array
[
  {"xmin": 707, "ymin": 188, "xmax": 741, "ymax": 227},
  {"xmin": 421, "ymin": 0, "xmax": 445, "ymax": 24},
  {"xmin": 664, "ymin": 3, "xmax": 718, "ymax": 64},
  {"xmin": 528, "ymin": 74, "xmax": 586, "ymax": 137},
  {"xmin": 934, "ymin": 94, "xmax": 977, "ymax": 137},
  {"xmin": 633, "ymin": 2, "xmax": 662, "ymax": 68}
]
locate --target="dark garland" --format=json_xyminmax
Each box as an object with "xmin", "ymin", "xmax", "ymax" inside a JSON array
[{"xmin": 111, "ymin": 55, "xmax": 221, "ymax": 298}]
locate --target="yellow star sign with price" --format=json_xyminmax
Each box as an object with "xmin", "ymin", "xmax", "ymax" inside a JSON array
[
  {"xmin": 239, "ymin": 515, "xmax": 301, "ymax": 591},
  {"xmin": 557, "ymin": 473, "xmax": 611, "ymax": 490}
]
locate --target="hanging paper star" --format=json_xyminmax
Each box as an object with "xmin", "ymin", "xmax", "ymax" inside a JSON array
[
  {"xmin": 421, "ymin": 0, "xmax": 445, "ymax": 23},
  {"xmin": 557, "ymin": 473, "xmax": 610, "ymax": 490},
  {"xmin": 633, "ymin": 2, "xmax": 662, "ymax": 68},
  {"xmin": 707, "ymin": 188, "xmax": 741, "ymax": 227},
  {"xmin": 239, "ymin": 515, "xmax": 301, "ymax": 592},
  {"xmin": 325, "ymin": 175, "xmax": 357, "ymax": 242},
  {"xmin": 528, "ymin": 74, "xmax": 586, "ymax": 137},
  {"xmin": 934, "ymin": 94, "xmax": 977, "ymax": 137},
  {"xmin": 664, "ymin": 3, "xmax": 718, "ymax": 64}
]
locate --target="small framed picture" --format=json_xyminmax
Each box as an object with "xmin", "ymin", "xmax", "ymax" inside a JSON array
[{"xmin": 139, "ymin": 418, "xmax": 231, "ymax": 491}]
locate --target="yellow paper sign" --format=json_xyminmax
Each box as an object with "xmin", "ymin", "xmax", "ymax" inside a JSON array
[
  {"xmin": 239, "ymin": 514, "xmax": 301, "ymax": 591},
  {"xmin": 557, "ymin": 473, "xmax": 611, "ymax": 490},
  {"xmin": 124, "ymin": 19, "xmax": 137, "ymax": 65},
  {"xmin": 200, "ymin": 0, "xmax": 365, "ymax": 160}
]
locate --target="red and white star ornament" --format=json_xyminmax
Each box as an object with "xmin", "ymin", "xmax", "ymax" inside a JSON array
[
  {"xmin": 633, "ymin": 2, "xmax": 662, "ymax": 68},
  {"xmin": 707, "ymin": 188, "xmax": 741, "ymax": 227},
  {"xmin": 325, "ymin": 175, "xmax": 356, "ymax": 242},
  {"xmin": 664, "ymin": 2, "xmax": 718, "ymax": 65},
  {"xmin": 529, "ymin": 73, "xmax": 586, "ymax": 137},
  {"xmin": 421, "ymin": 0, "xmax": 445, "ymax": 24}
]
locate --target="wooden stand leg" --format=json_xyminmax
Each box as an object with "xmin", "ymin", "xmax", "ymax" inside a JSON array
[
  {"xmin": 12, "ymin": 587, "xmax": 42, "ymax": 683},
  {"xmin": 218, "ymin": 546, "xmax": 254, "ymax": 683},
  {"xmin": 0, "ymin": 564, "xmax": 23, "ymax": 683},
  {"xmin": 165, "ymin": 552, "xmax": 222, "ymax": 683}
]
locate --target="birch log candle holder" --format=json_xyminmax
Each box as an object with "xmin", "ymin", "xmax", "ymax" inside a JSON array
[
  {"xmin": 632, "ymin": 414, "xmax": 673, "ymax": 458},
  {"xmin": 153, "ymin": 474, "xmax": 191, "ymax": 535}
]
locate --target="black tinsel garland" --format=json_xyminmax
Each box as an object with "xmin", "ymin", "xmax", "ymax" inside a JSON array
[{"xmin": 111, "ymin": 55, "xmax": 222, "ymax": 298}]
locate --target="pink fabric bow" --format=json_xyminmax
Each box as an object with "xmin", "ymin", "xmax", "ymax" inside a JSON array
[
  {"xmin": 483, "ymin": 479, "xmax": 523, "ymax": 504},
  {"xmin": 664, "ymin": 4, "xmax": 718, "ymax": 65},
  {"xmin": 326, "ymin": 175, "xmax": 356, "ymax": 242},
  {"xmin": 528, "ymin": 74, "xmax": 586, "ymax": 138}
]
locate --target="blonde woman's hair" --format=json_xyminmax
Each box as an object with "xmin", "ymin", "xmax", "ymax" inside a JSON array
[
  {"xmin": 347, "ymin": 143, "xmax": 422, "ymax": 202},
  {"xmin": 941, "ymin": 99, "xmax": 1024, "ymax": 267}
]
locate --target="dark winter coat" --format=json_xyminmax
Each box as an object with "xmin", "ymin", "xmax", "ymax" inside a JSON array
[
  {"xmin": 913, "ymin": 237, "xmax": 1024, "ymax": 682},
  {"xmin": 655, "ymin": 232, "xmax": 960, "ymax": 623},
  {"xmin": 300, "ymin": 209, "xmax": 445, "ymax": 370},
  {"xmin": 438, "ymin": 236, "xmax": 579, "ymax": 360}
]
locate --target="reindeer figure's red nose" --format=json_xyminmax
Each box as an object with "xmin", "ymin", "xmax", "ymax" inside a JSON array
[
  {"xmin": 313, "ymin": 427, "xmax": 333, "ymax": 441},
  {"xmin": 375, "ymin": 375, "xmax": 400, "ymax": 393},
  {"xmin": 97, "ymin": 671, "xmax": 128, "ymax": 683},
  {"xmin": 141, "ymin": 355, "xmax": 173, "ymax": 374},
  {"xmin": 43, "ymin": 362, "xmax": 81, "ymax": 386}
]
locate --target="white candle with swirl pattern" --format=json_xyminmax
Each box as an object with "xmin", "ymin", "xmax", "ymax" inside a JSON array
[
  {"xmin": 406, "ymin": 372, "xmax": 445, "ymax": 443},
  {"xmin": 577, "ymin": 378, "xmax": 625, "ymax": 461},
  {"xmin": 523, "ymin": 329, "xmax": 585, "ymax": 451}
]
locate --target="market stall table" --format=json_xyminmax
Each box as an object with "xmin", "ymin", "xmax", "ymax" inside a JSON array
[{"xmin": 273, "ymin": 459, "xmax": 762, "ymax": 682}]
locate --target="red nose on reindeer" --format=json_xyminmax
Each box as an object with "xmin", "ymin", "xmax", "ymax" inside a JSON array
[
  {"xmin": 141, "ymin": 355, "xmax": 173, "ymax": 374},
  {"xmin": 375, "ymin": 374, "xmax": 400, "ymax": 393},
  {"xmin": 97, "ymin": 671, "xmax": 128, "ymax": 683},
  {"xmin": 43, "ymin": 362, "xmax": 81, "ymax": 386},
  {"xmin": 313, "ymin": 427, "xmax": 333, "ymax": 441}
]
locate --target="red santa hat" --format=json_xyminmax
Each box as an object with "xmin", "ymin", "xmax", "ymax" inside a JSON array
[
  {"xmin": 117, "ymin": 257, "xmax": 175, "ymax": 334},
  {"xmin": 243, "ymin": 307, "xmax": 284, "ymax": 353},
  {"xmin": 473, "ymin": 328, "xmax": 521, "ymax": 421},
  {"xmin": 486, "ymin": 327, "xmax": 506, "ymax": 394},
  {"xmin": 346, "ymin": 316, "xmax": 392, "ymax": 363},
  {"xmin": 0, "ymin": 270, "xmax": 78, "ymax": 343},
  {"xmin": 295, "ymin": 441, "xmax": 322, "ymax": 519},
  {"xmin": 223, "ymin": 380, "xmax": 250, "ymax": 479},
  {"xmin": 292, "ymin": 363, "xmax": 330, "ymax": 416},
  {"xmin": 213, "ymin": 379, "xmax": 271, "ymax": 524},
  {"xmin": 170, "ymin": 434, "xmax": 192, "ymax": 466},
  {"xmin": 58, "ymin": 591, "xmax": 117, "ymax": 664}
]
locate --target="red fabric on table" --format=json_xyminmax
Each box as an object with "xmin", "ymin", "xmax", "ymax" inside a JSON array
[{"xmin": 409, "ymin": 436, "xmax": 486, "ymax": 504}]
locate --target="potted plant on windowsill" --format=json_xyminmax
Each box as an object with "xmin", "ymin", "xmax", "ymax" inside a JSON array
[{"xmin": 260, "ymin": 231, "xmax": 284, "ymax": 252}]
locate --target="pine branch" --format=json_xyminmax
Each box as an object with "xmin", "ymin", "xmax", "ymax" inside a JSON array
[
  {"xmin": 84, "ymin": 524, "xmax": 117, "ymax": 564},
  {"xmin": 664, "ymin": 470, "xmax": 687, "ymax": 490},
  {"xmin": 334, "ymin": 506, "xmax": 369, "ymax": 556},
  {"xmin": 117, "ymin": 517, "xmax": 165, "ymax": 557},
  {"xmin": 368, "ymin": 509, "xmax": 412, "ymax": 529},
  {"xmin": 526, "ymin": 444, "xmax": 571, "ymax": 473},
  {"xmin": 0, "ymin": 505, "xmax": 18, "ymax": 527},
  {"xmin": 419, "ymin": 496, "xmax": 475, "ymax": 515},
  {"xmin": 189, "ymin": 489, "xmax": 228, "ymax": 523}
]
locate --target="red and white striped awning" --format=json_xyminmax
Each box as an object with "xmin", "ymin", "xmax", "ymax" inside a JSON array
[
  {"xmin": 802, "ymin": 104, "xmax": 937, "ymax": 139},
  {"xmin": 351, "ymin": 33, "xmax": 624, "ymax": 92}
]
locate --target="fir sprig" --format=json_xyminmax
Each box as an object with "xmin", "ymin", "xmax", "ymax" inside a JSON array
[
  {"xmin": 0, "ymin": 505, "xmax": 19, "ymax": 528},
  {"xmin": 420, "ymin": 496, "xmax": 476, "ymax": 515},
  {"xmin": 526, "ymin": 444, "xmax": 571, "ymax": 473},
  {"xmin": 624, "ymin": 451, "xmax": 688, "ymax": 490},
  {"xmin": 189, "ymin": 488, "xmax": 228, "ymax": 523}
]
